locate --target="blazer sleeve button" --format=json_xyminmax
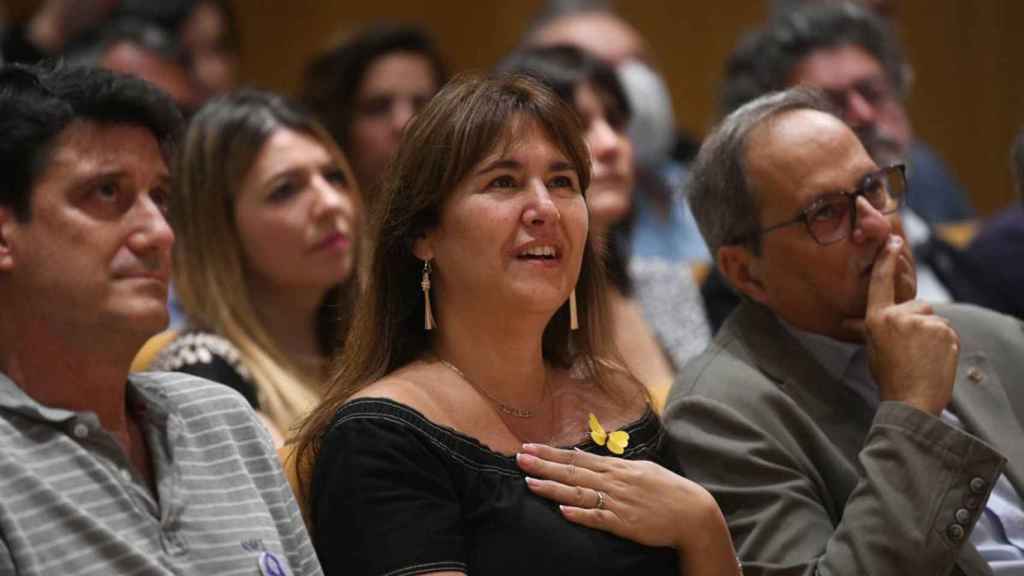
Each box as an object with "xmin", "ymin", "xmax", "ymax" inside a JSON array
[
  {"xmin": 970, "ymin": 477, "xmax": 988, "ymax": 494},
  {"xmin": 955, "ymin": 508, "xmax": 971, "ymax": 524},
  {"xmin": 947, "ymin": 524, "xmax": 966, "ymax": 542}
]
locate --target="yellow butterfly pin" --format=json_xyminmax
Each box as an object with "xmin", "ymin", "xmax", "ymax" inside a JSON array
[{"xmin": 589, "ymin": 413, "xmax": 629, "ymax": 455}]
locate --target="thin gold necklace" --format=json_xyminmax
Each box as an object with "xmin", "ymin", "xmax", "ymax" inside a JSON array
[{"xmin": 437, "ymin": 358, "xmax": 546, "ymax": 419}]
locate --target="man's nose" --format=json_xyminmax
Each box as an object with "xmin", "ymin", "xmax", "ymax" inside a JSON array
[
  {"xmin": 850, "ymin": 195, "xmax": 892, "ymax": 244},
  {"xmin": 842, "ymin": 89, "xmax": 878, "ymax": 130},
  {"xmin": 128, "ymin": 192, "xmax": 175, "ymax": 257}
]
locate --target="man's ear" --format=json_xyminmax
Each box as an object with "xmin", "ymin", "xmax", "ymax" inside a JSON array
[
  {"xmin": 717, "ymin": 244, "xmax": 770, "ymax": 306},
  {"xmin": 0, "ymin": 207, "xmax": 16, "ymax": 272}
]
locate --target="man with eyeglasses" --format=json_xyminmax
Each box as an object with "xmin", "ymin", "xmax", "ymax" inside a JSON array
[
  {"xmin": 664, "ymin": 87, "xmax": 1024, "ymax": 575},
  {"xmin": 697, "ymin": 1, "xmax": 993, "ymax": 330}
]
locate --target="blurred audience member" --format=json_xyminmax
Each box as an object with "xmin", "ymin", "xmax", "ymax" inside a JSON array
[
  {"xmin": 1, "ymin": 0, "xmax": 119, "ymax": 64},
  {"xmin": 301, "ymin": 23, "xmax": 447, "ymax": 197},
  {"xmin": 295, "ymin": 74, "xmax": 740, "ymax": 576},
  {"xmin": 114, "ymin": 0, "xmax": 240, "ymax": 102},
  {"xmin": 151, "ymin": 90, "xmax": 360, "ymax": 445},
  {"xmin": 64, "ymin": 17, "xmax": 200, "ymax": 115},
  {"xmin": 725, "ymin": 1, "xmax": 972, "ymax": 225},
  {"xmin": 498, "ymin": 45, "xmax": 710, "ymax": 408},
  {"xmin": 0, "ymin": 63, "xmax": 319, "ymax": 575},
  {"xmin": 964, "ymin": 128, "xmax": 1024, "ymax": 319},
  {"xmin": 772, "ymin": 0, "xmax": 899, "ymax": 19},
  {"xmin": 2, "ymin": 0, "xmax": 238, "ymax": 104},
  {"xmin": 526, "ymin": 3, "xmax": 710, "ymax": 262}
]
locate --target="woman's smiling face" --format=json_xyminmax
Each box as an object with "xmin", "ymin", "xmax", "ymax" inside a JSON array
[{"xmin": 415, "ymin": 117, "xmax": 589, "ymax": 320}]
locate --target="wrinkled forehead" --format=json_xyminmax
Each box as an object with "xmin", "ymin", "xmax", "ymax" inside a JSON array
[
  {"xmin": 38, "ymin": 120, "xmax": 170, "ymax": 198},
  {"xmin": 54, "ymin": 119, "xmax": 168, "ymax": 165}
]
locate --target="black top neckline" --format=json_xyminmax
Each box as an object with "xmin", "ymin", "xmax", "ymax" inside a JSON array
[{"xmin": 331, "ymin": 396, "xmax": 662, "ymax": 465}]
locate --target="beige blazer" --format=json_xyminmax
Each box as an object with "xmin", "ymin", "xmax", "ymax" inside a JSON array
[{"xmin": 664, "ymin": 301, "xmax": 1024, "ymax": 576}]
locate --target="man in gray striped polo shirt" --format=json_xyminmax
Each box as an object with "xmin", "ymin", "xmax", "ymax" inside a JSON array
[{"xmin": 0, "ymin": 63, "xmax": 321, "ymax": 575}]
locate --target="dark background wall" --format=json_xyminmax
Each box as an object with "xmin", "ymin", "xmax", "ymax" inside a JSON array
[{"xmin": 9, "ymin": 0, "xmax": 1023, "ymax": 216}]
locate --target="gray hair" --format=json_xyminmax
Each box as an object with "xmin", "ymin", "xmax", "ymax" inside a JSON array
[{"xmin": 688, "ymin": 86, "xmax": 836, "ymax": 258}]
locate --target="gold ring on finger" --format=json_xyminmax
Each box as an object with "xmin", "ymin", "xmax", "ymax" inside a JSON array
[{"xmin": 595, "ymin": 490, "xmax": 606, "ymax": 510}]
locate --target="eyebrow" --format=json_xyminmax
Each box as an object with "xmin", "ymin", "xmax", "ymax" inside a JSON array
[
  {"xmin": 473, "ymin": 158, "xmax": 576, "ymax": 176},
  {"xmin": 264, "ymin": 165, "xmax": 308, "ymax": 186},
  {"xmin": 70, "ymin": 166, "xmax": 170, "ymax": 186},
  {"xmin": 802, "ymin": 168, "xmax": 882, "ymax": 208}
]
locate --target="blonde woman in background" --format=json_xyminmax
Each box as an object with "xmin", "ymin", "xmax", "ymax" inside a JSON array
[{"xmin": 152, "ymin": 90, "xmax": 360, "ymax": 444}]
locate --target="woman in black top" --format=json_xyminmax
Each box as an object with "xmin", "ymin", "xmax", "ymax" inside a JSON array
[{"xmin": 294, "ymin": 75, "xmax": 738, "ymax": 575}]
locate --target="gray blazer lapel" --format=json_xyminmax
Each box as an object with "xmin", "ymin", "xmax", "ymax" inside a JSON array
[{"xmin": 729, "ymin": 303, "xmax": 876, "ymax": 473}]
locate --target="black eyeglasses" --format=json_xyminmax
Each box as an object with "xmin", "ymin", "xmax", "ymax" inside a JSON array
[{"xmin": 758, "ymin": 164, "xmax": 907, "ymax": 246}]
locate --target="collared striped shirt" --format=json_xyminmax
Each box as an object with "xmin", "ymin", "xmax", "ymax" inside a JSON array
[{"xmin": 0, "ymin": 370, "xmax": 322, "ymax": 575}]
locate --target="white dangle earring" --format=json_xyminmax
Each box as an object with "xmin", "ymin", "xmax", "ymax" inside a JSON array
[{"xmin": 421, "ymin": 260, "xmax": 435, "ymax": 331}]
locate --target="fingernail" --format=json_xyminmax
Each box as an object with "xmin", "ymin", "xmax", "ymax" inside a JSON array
[
  {"xmin": 524, "ymin": 476, "xmax": 537, "ymax": 486},
  {"xmin": 522, "ymin": 443, "xmax": 538, "ymax": 451},
  {"xmin": 516, "ymin": 452, "xmax": 535, "ymax": 465},
  {"xmin": 889, "ymin": 236, "xmax": 902, "ymax": 248}
]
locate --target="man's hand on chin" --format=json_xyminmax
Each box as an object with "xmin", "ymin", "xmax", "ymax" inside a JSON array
[{"xmin": 842, "ymin": 235, "xmax": 959, "ymax": 416}]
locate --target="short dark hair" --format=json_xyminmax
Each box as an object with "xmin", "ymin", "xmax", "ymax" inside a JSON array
[
  {"xmin": 721, "ymin": 1, "xmax": 907, "ymax": 115},
  {"xmin": 300, "ymin": 23, "xmax": 447, "ymax": 153},
  {"xmin": 0, "ymin": 62, "xmax": 183, "ymax": 220},
  {"xmin": 497, "ymin": 44, "xmax": 635, "ymax": 294}
]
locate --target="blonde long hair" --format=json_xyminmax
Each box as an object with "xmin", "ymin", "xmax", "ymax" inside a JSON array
[{"xmin": 171, "ymin": 90, "xmax": 360, "ymax": 434}]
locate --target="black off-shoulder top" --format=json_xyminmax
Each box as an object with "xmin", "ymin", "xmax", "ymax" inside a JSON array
[{"xmin": 310, "ymin": 397, "xmax": 680, "ymax": 576}]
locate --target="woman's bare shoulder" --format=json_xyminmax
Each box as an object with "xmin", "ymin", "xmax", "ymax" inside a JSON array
[{"xmin": 348, "ymin": 361, "xmax": 459, "ymax": 427}]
